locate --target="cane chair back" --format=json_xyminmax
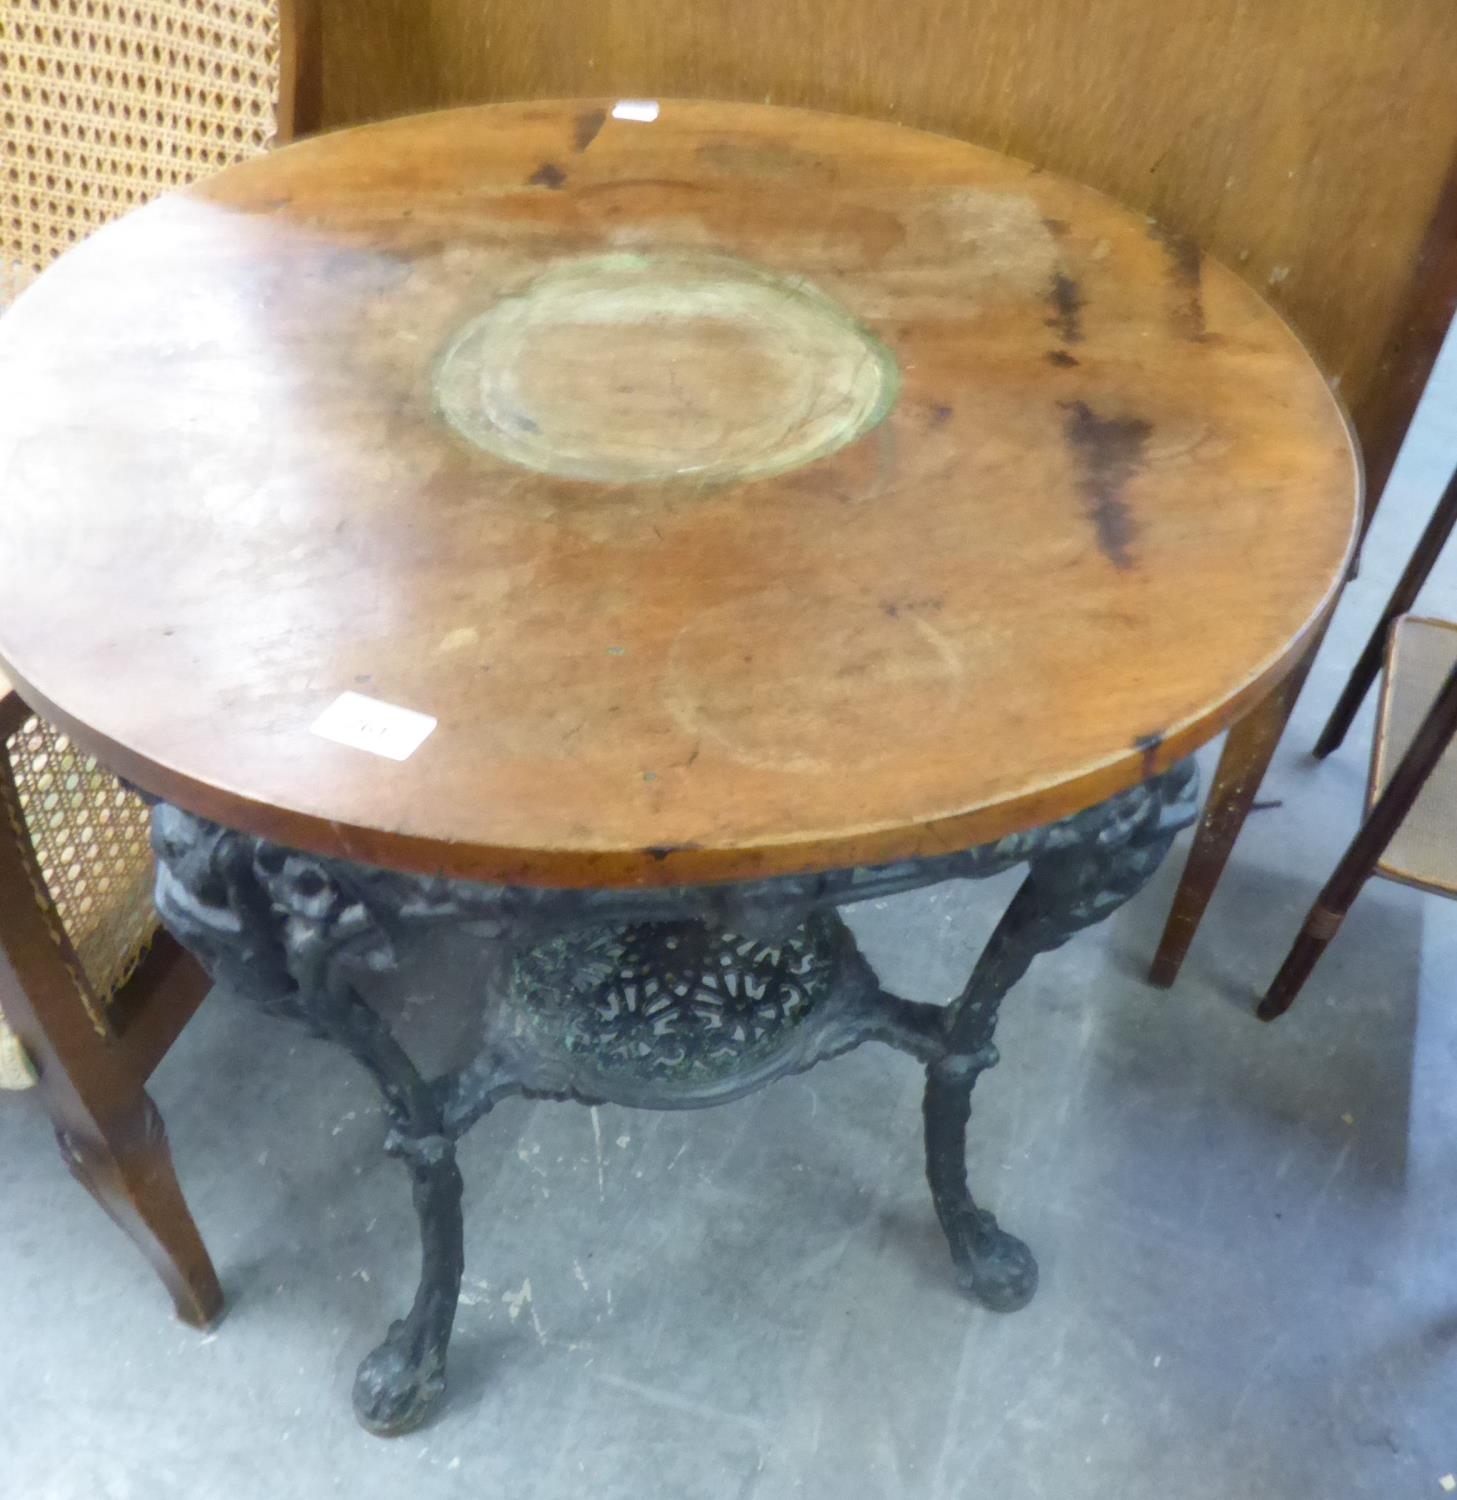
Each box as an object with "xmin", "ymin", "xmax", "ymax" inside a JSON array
[{"xmin": 0, "ymin": 0, "xmax": 294, "ymax": 1086}]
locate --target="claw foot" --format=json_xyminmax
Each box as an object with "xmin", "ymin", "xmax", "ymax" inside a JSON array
[
  {"xmin": 949, "ymin": 1211, "xmax": 1039, "ymax": 1312},
  {"xmin": 352, "ymin": 1319, "xmax": 448, "ymax": 1437}
]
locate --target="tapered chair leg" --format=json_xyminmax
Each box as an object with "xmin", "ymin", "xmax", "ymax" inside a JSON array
[
  {"xmin": 1257, "ymin": 907, "xmax": 1349, "ymax": 1020},
  {"xmin": 1148, "ymin": 664, "xmax": 1310, "ymax": 987},
  {"xmin": 1314, "ymin": 463, "xmax": 1457, "ymax": 760},
  {"xmin": 1260, "ymin": 655, "xmax": 1457, "ymax": 1020}
]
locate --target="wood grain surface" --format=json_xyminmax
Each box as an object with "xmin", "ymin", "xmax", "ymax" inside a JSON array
[
  {"xmin": 0, "ymin": 101, "xmax": 1358, "ymax": 885},
  {"xmin": 314, "ymin": 0, "xmax": 1457, "ymax": 498}
]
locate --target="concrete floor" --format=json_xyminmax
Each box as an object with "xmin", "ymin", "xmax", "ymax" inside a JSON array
[{"xmin": 4, "ymin": 346, "xmax": 1457, "ymax": 1500}]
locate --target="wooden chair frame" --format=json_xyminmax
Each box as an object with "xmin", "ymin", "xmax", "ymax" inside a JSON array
[
  {"xmin": 0, "ymin": 0, "xmax": 317, "ymax": 1326},
  {"xmin": 1148, "ymin": 154, "xmax": 1457, "ymax": 988},
  {"xmin": 0, "ymin": 685, "xmax": 223, "ymax": 1323},
  {"xmin": 1261, "ymin": 605, "xmax": 1457, "ymax": 1019}
]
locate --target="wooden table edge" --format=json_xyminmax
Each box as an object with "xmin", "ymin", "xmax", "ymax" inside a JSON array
[
  {"xmin": 0, "ymin": 567, "xmax": 1349, "ymax": 892},
  {"xmin": 0, "ymin": 97, "xmax": 1363, "ymax": 890}
]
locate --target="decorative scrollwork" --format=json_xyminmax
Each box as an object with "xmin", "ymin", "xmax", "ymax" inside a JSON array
[
  {"xmin": 502, "ymin": 916, "xmax": 849, "ymax": 1106},
  {"xmin": 146, "ymin": 757, "xmax": 1201, "ymax": 1434}
]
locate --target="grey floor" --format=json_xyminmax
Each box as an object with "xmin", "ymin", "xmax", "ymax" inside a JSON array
[{"xmin": 5, "ymin": 348, "xmax": 1457, "ymax": 1500}]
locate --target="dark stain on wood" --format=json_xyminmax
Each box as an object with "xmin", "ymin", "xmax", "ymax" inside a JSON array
[
  {"xmin": 574, "ymin": 108, "xmax": 607, "ymax": 152},
  {"xmin": 1046, "ymin": 349, "xmax": 1079, "ymax": 368},
  {"xmin": 528, "ymin": 161, "xmax": 567, "ymax": 189},
  {"xmin": 644, "ymin": 843, "xmax": 703, "ymax": 860},
  {"xmin": 1042, "ymin": 216, "xmax": 1070, "ymax": 239},
  {"xmin": 1133, "ymin": 730, "xmax": 1164, "ymax": 778},
  {"xmin": 1148, "ymin": 223, "xmax": 1206, "ymax": 339},
  {"xmin": 696, "ymin": 140, "xmax": 832, "ymax": 181},
  {"xmin": 1060, "ymin": 400, "xmax": 1152, "ymax": 570},
  {"xmin": 575, "ymin": 177, "xmax": 713, "ymax": 199},
  {"xmin": 929, "ymin": 402, "xmax": 953, "ymax": 425},
  {"xmin": 1046, "ymin": 270, "xmax": 1084, "ymax": 344},
  {"xmin": 881, "ymin": 597, "xmax": 944, "ymax": 618}
]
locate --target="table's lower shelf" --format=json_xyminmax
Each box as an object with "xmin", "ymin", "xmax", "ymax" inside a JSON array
[{"xmin": 149, "ymin": 760, "xmax": 1198, "ymax": 1435}]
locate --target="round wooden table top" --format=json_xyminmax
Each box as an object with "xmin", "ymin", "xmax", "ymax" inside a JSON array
[{"xmin": 0, "ymin": 100, "xmax": 1358, "ymax": 888}]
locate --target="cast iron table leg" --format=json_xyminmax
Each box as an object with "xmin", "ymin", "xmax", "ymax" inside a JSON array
[
  {"xmin": 920, "ymin": 770, "xmax": 1195, "ymax": 1308},
  {"xmin": 147, "ymin": 761, "xmax": 1198, "ymax": 1434},
  {"xmin": 291, "ymin": 983, "xmax": 465, "ymax": 1435}
]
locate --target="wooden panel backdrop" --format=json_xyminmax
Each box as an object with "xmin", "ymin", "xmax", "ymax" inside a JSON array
[{"xmin": 312, "ymin": 0, "xmax": 1457, "ymax": 498}]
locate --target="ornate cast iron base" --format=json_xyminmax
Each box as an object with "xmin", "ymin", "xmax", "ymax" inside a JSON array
[{"xmin": 149, "ymin": 761, "xmax": 1198, "ymax": 1436}]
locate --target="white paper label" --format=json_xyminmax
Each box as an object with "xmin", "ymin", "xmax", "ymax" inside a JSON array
[
  {"xmin": 310, "ymin": 691, "xmax": 437, "ymax": 761},
  {"xmin": 612, "ymin": 99, "xmax": 660, "ymax": 123}
]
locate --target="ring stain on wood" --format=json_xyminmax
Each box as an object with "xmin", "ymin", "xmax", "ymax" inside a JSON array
[
  {"xmin": 1061, "ymin": 400, "xmax": 1152, "ymax": 570},
  {"xmin": 434, "ymin": 250, "xmax": 901, "ymax": 484}
]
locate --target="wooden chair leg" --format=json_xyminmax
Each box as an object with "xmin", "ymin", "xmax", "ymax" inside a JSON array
[
  {"xmin": 1314, "ymin": 462, "xmax": 1457, "ymax": 760},
  {"xmin": 0, "ymin": 757, "xmax": 222, "ymax": 1326},
  {"xmin": 1147, "ymin": 662, "xmax": 1312, "ymax": 987},
  {"xmin": 54, "ymin": 1088, "xmax": 223, "ymax": 1328},
  {"xmin": 1260, "ymin": 654, "xmax": 1457, "ymax": 1020},
  {"xmin": 1256, "ymin": 908, "xmax": 1349, "ymax": 1021},
  {"xmin": 3, "ymin": 983, "xmax": 224, "ymax": 1328}
]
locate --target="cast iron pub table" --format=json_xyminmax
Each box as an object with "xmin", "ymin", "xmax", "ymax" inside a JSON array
[{"xmin": 0, "ymin": 101, "xmax": 1357, "ymax": 1434}]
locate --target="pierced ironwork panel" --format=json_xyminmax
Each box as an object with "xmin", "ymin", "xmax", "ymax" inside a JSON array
[{"xmin": 146, "ymin": 757, "xmax": 1201, "ymax": 1435}]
